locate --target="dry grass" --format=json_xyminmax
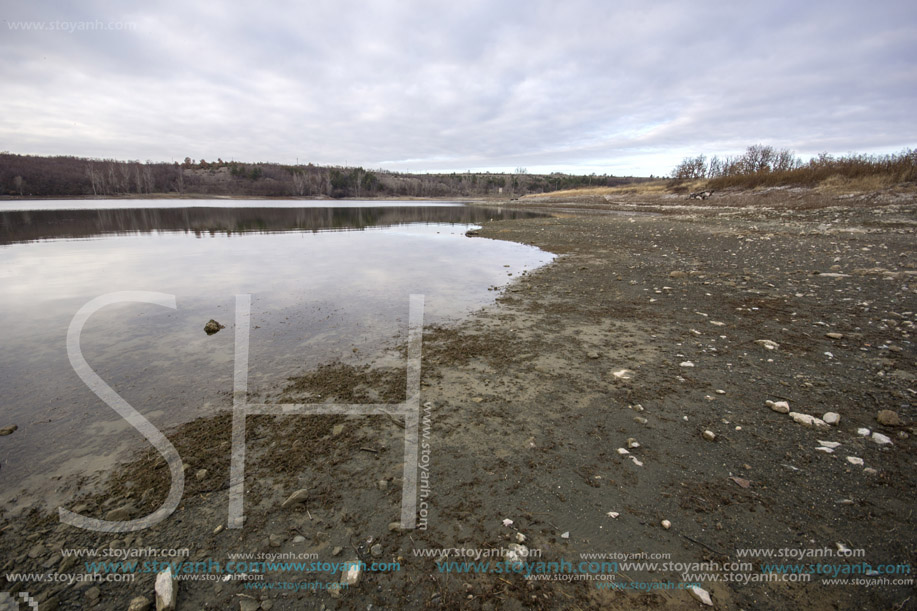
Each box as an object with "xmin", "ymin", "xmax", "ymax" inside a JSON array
[{"xmin": 523, "ymin": 179, "xmax": 678, "ymax": 199}]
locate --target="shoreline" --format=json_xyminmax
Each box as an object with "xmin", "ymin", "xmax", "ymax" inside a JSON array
[{"xmin": 2, "ymin": 190, "xmax": 915, "ymax": 610}]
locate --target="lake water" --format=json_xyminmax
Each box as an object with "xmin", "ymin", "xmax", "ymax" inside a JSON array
[{"xmin": 0, "ymin": 200, "xmax": 554, "ymax": 510}]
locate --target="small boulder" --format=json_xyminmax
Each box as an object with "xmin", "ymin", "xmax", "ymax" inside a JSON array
[
  {"xmin": 766, "ymin": 400, "xmax": 790, "ymax": 414},
  {"xmin": 822, "ymin": 412, "xmax": 841, "ymax": 425}
]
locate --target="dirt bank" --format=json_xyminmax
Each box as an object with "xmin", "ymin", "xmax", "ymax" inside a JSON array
[{"xmin": 2, "ymin": 189, "xmax": 915, "ymax": 610}]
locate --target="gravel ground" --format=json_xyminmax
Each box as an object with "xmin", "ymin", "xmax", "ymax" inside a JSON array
[{"xmin": 1, "ymin": 187, "xmax": 915, "ymax": 610}]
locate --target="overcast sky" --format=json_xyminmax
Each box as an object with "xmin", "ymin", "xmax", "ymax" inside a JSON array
[{"xmin": 2, "ymin": 0, "xmax": 915, "ymax": 176}]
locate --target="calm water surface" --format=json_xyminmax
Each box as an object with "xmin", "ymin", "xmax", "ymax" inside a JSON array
[{"xmin": 0, "ymin": 200, "xmax": 554, "ymax": 509}]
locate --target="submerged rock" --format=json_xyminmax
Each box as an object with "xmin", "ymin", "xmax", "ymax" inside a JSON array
[{"xmin": 204, "ymin": 319, "xmax": 225, "ymax": 335}]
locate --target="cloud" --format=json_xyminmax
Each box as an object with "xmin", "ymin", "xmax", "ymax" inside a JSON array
[{"xmin": 2, "ymin": 0, "xmax": 915, "ymax": 176}]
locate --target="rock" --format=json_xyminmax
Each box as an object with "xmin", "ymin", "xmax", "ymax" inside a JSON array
[
  {"xmin": 822, "ymin": 412, "xmax": 840, "ymax": 425},
  {"xmin": 612, "ymin": 369, "xmax": 634, "ymax": 380},
  {"xmin": 587, "ymin": 351, "xmax": 600, "ymax": 359},
  {"xmin": 607, "ymin": 512, "xmax": 620, "ymax": 518},
  {"xmin": 515, "ymin": 532, "xmax": 526, "ymax": 543},
  {"xmin": 857, "ymin": 428, "xmax": 871, "ymax": 437},
  {"xmin": 238, "ymin": 599, "xmax": 260, "ymax": 611},
  {"xmin": 702, "ymin": 430, "xmax": 716, "ymax": 441},
  {"xmin": 634, "ymin": 416, "xmax": 648, "ymax": 425},
  {"xmin": 332, "ymin": 423, "xmax": 345, "ymax": 436},
  {"xmin": 203, "ymin": 319, "xmax": 225, "ymax": 335},
  {"xmin": 128, "ymin": 596, "xmax": 151, "ymax": 611},
  {"xmin": 688, "ymin": 585, "xmax": 714, "ymax": 606},
  {"xmin": 680, "ymin": 361, "xmax": 695, "ymax": 368},
  {"xmin": 85, "ymin": 586, "xmax": 101, "ymax": 602},
  {"xmin": 155, "ymin": 567, "xmax": 177, "ymax": 611},
  {"xmin": 877, "ymin": 410, "xmax": 903, "ymax": 426},
  {"xmin": 293, "ymin": 535, "xmax": 305, "ymax": 543},
  {"xmin": 846, "ymin": 456, "xmax": 864, "ymax": 466},
  {"xmin": 376, "ymin": 479, "xmax": 388, "ymax": 491},
  {"xmin": 388, "ymin": 521, "xmax": 405, "ymax": 533},
  {"xmin": 815, "ymin": 447, "xmax": 834, "ymax": 454},
  {"xmin": 261, "ymin": 601, "xmax": 273, "ymax": 611},
  {"xmin": 269, "ymin": 534, "xmax": 283, "ymax": 548},
  {"xmin": 27, "ymin": 542, "xmax": 47, "ymax": 559},
  {"xmin": 766, "ymin": 400, "xmax": 790, "ymax": 414},
  {"xmin": 330, "ymin": 560, "xmax": 361, "ymax": 598},
  {"xmin": 661, "ymin": 520, "xmax": 671, "ymax": 530},
  {"xmin": 195, "ymin": 469, "xmax": 208, "ymax": 481},
  {"xmin": 863, "ymin": 467, "xmax": 878, "ymax": 475},
  {"xmin": 789, "ymin": 412, "xmax": 829, "ymax": 429},
  {"xmin": 626, "ymin": 438, "xmax": 640, "ymax": 449},
  {"xmin": 281, "ymin": 489, "xmax": 309, "ymax": 509},
  {"xmin": 825, "ymin": 332, "xmax": 844, "ymax": 339},
  {"xmin": 755, "ymin": 339, "xmax": 780, "ymax": 350},
  {"xmin": 669, "ymin": 271, "xmax": 687, "ymax": 278},
  {"xmin": 560, "ymin": 531, "xmax": 570, "ymax": 539},
  {"xmin": 213, "ymin": 524, "xmax": 224, "ymax": 535},
  {"xmin": 505, "ymin": 543, "xmax": 528, "ymax": 568},
  {"xmin": 105, "ymin": 504, "xmax": 134, "ymax": 522},
  {"xmin": 0, "ymin": 424, "xmax": 17, "ymax": 436},
  {"xmin": 332, "ymin": 546, "xmax": 343, "ymax": 556},
  {"xmin": 502, "ymin": 518, "xmax": 513, "ymax": 527},
  {"xmin": 715, "ymin": 389, "xmax": 726, "ymax": 395},
  {"xmin": 871, "ymin": 432, "xmax": 893, "ymax": 445},
  {"xmin": 616, "ymin": 447, "xmax": 630, "ymax": 456},
  {"xmin": 817, "ymin": 440, "xmax": 841, "ymax": 449},
  {"xmin": 370, "ymin": 543, "xmax": 383, "ymax": 557}
]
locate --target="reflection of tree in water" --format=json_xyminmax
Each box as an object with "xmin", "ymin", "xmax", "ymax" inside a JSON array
[{"xmin": 0, "ymin": 206, "xmax": 545, "ymax": 244}]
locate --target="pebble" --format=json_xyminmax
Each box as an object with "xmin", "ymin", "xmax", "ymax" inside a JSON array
[
  {"xmin": 857, "ymin": 428, "xmax": 871, "ymax": 437},
  {"xmin": 293, "ymin": 535, "xmax": 306, "ymax": 543},
  {"xmin": 846, "ymin": 456, "xmax": 864, "ymax": 466},
  {"xmin": 702, "ymin": 430, "xmax": 716, "ymax": 441},
  {"xmin": 789, "ymin": 412, "xmax": 830, "ymax": 429},
  {"xmin": 871, "ymin": 432, "xmax": 893, "ymax": 445},
  {"xmin": 766, "ymin": 400, "xmax": 790, "ymax": 414},
  {"xmin": 332, "ymin": 546, "xmax": 343, "ymax": 556},
  {"xmin": 612, "ymin": 369, "xmax": 634, "ymax": 380},
  {"xmin": 680, "ymin": 361, "xmax": 695, "ymax": 367},
  {"xmin": 626, "ymin": 438, "xmax": 640, "ymax": 449},
  {"xmin": 825, "ymin": 332, "xmax": 844, "ymax": 339},
  {"xmin": 370, "ymin": 544, "xmax": 383, "ymax": 558},
  {"xmin": 822, "ymin": 412, "xmax": 840, "ymax": 425},
  {"xmin": 560, "ymin": 532, "xmax": 570, "ymax": 539},
  {"xmin": 213, "ymin": 524, "xmax": 224, "ymax": 535},
  {"xmin": 281, "ymin": 489, "xmax": 309, "ymax": 509},
  {"xmin": 863, "ymin": 467, "xmax": 878, "ymax": 475},
  {"xmin": 515, "ymin": 533, "xmax": 526, "ymax": 543},
  {"xmin": 661, "ymin": 520, "xmax": 671, "ymax": 530},
  {"xmin": 86, "ymin": 586, "xmax": 101, "ymax": 602},
  {"xmin": 155, "ymin": 567, "xmax": 178, "ymax": 611},
  {"xmin": 755, "ymin": 339, "xmax": 780, "ymax": 350},
  {"xmin": 633, "ymin": 416, "xmax": 648, "ymax": 425},
  {"xmin": 502, "ymin": 518, "xmax": 514, "ymax": 527},
  {"xmin": 127, "ymin": 596, "xmax": 151, "ymax": 611},
  {"xmin": 388, "ymin": 521, "xmax": 405, "ymax": 533},
  {"xmin": 607, "ymin": 512, "xmax": 620, "ymax": 518},
  {"xmin": 330, "ymin": 561, "xmax": 361, "ymax": 598},
  {"xmin": 715, "ymin": 389, "xmax": 726, "ymax": 395},
  {"xmin": 195, "ymin": 469, "xmax": 208, "ymax": 481},
  {"xmin": 0, "ymin": 424, "xmax": 17, "ymax": 436},
  {"xmin": 689, "ymin": 585, "xmax": 714, "ymax": 606},
  {"xmin": 239, "ymin": 599, "xmax": 260, "ymax": 611},
  {"xmin": 815, "ymin": 447, "xmax": 834, "ymax": 453},
  {"xmin": 332, "ymin": 423, "xmax": 345, "ymax": 436},
  {"xmin": 617, "ymin": 448, "xmax": 630, "ymax": 455},
  {"xmin": 876, "ymin": 410, "xmax": 903, "ymax": 426},
  {"xmin": 817, "ymin": 440, "xmax": 841, "ymax": 449}
]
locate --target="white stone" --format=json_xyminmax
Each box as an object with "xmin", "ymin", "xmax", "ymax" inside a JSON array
[
  {"xmin": 822, "ymin": 412, "xmax": 841, "ymax": 425},
  {"xmin": 607, "ymin": 512, "xmax": 620, "ymax": 518},
  {"xmin": 755, "ymin": 339, "xmax": 780, "ymax": 350},
  {"xmin": 817, "ymin": 440, "xmax": 841, "ymax": 449},
  {"xmin": 846, "ymin": 456, "xmax": 864, "ymax": 466},
  {"xmin": 561, "ymin": 532, "xmax": 570, "ymax": 539},
  {"xmin": 505, "ymin": 543, "xmax": 528, "ymax": 567},
  {"xmin": 871, "ymin": 432, "xmax": 893, "ymax": 445},
  {"xmin": 612, "ymin": 369, "xmax": 634, "ymax": 380},
  {"xmin": 617, "ymin": 448, "xmax": 630, "ymax": 455},
  {"xmin": 515, "ymin": 533, "xmax": 526, "ymax": 543},
  {"xmin": 688, "ymin": 585, "xmax": 714, "ymax": 606},
  {"xmin": 155, "ymin": 568, "xmax": 177, "ymax": 611},
  {"xmin": 857, "ymin": 428, "xmax": 871, "ymax": 437},
  {"xmin": 815, "ymin": 447, "xmax": 834, "ymax": 453},
  {"xmin": 502, "ymin": 519, "xmax": 513, "ymax": 527},
  {"xmin": 661, "ymin": 520, "xmax": 671, "ymax": 530},
  {"xmin": 629, "ymin": 456, "xmax": 644, "ymax": 467},
  {"xmin": 703, "ymin": 430, "xmax": 716, "ymax": 441},
  {"xmin": 680, "ymin": 361, "xmax": 695, "ymax": 367},
  {"xmin": 789, "ymin": 412, "xmax": 829, "ymax": 429},
  {"xmin": 766, "ymin": 400, "xmax": 790, "ymax": 414}
]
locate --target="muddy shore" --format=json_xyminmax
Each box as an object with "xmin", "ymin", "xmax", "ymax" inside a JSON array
[{"xmin": 1, "ymin": 188, "xmax": 915, "ymax": 610}]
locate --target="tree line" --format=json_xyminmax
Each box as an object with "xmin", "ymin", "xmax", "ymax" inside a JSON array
[
  {"xmin": 671, "ymin": 145, "xmax": 917, "ymax": 188},
  {"xmin": 0, "ymin": 153, "xmax": 647, "ymax": 198}
]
